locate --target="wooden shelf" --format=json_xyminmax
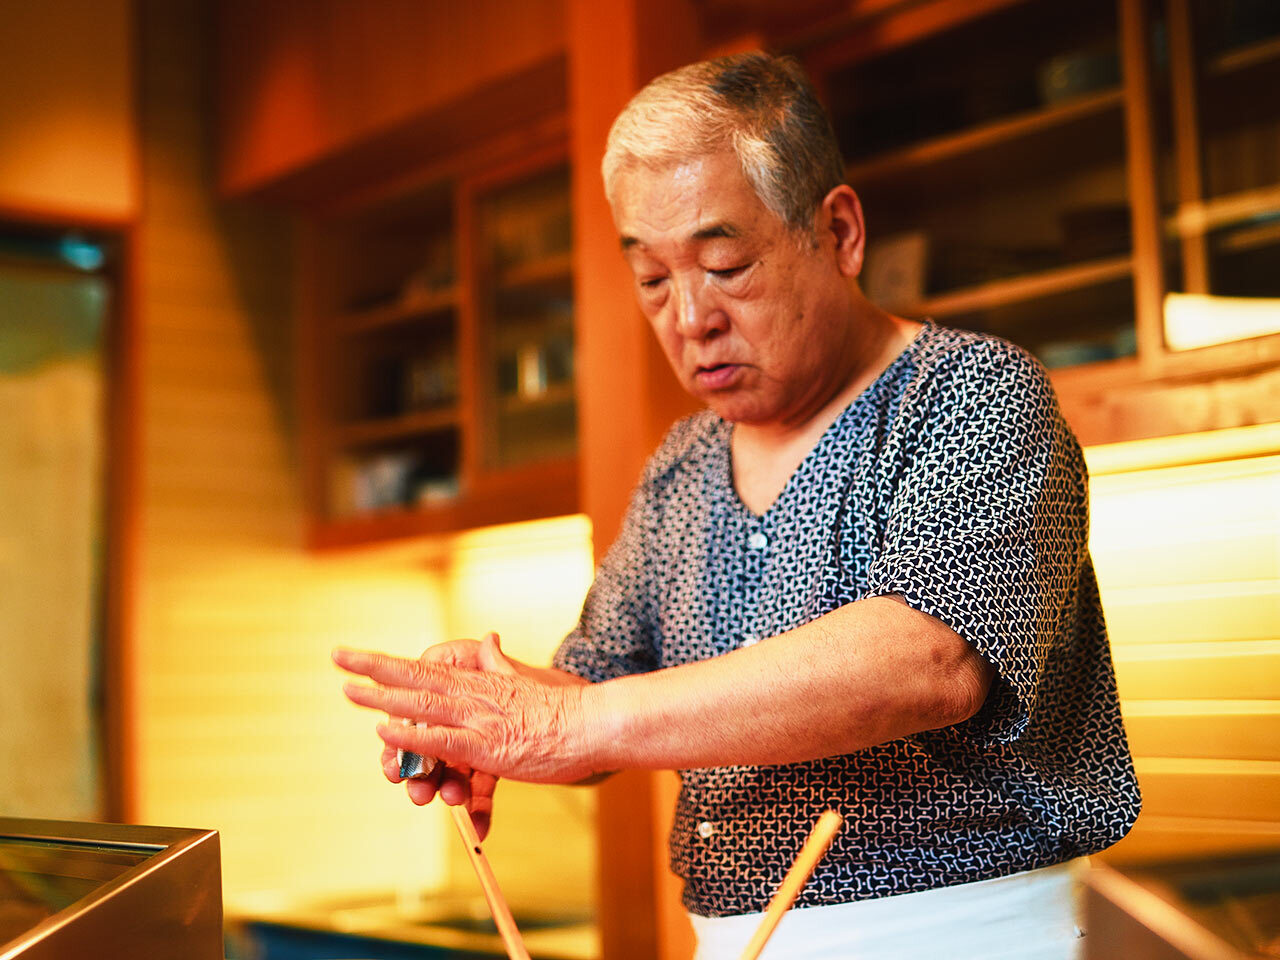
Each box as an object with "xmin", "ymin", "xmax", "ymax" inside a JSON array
[
  {"xmin": 497, "ymin": 381, "xmax": 575, "ymax": 414},
  {"xmin": 497, "ymin": 250, "xmax": 573, "ymax": 290},
  {"xmin": 1217, "ymin": 219, "xmax": 1280, "ymax": 255},
  {"xmin": 336, "ymin": 407, "xmax": 459, "ymax": 447},
  {"xmin": 907, "ymin": 254, "xmax": 1133, "ymax": 319},
  {"xmin": 1209, "ymin": 34, "xmax": 1280, "ymax": 77},
  {"xmin": 1166, "ymin": 183, "xmax": 1280, "ymax": 238},
  {"xmin": 309, "ymin": 455, "xmax": 580, "ymax": 549},
  {"xmin": 334, "ymin": 286, "xmax": 457, "ymax": 334},
  {"xmin": 847, "ymin": 88, "xmax": 1124, "ymax": 186}
]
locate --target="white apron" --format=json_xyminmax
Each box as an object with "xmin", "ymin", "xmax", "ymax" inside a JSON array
[{"xmin": 689, "ymin": 859, "xmax": 1087, "ymax": 960}]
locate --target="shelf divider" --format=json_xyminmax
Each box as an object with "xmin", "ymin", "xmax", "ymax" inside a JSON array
[
  {"xmin": 1167, "ymin": 183, "xmax": 1280, "ymax": 238},
  {"xmin": 337, "ymin": 407, "xmax": 459, "ymax": 447},
  {"xmin": 1209, "ymin": 34, "xmax": 1280, "ymax": 77},
  {"xmin": 334, "ymin": 286, "xmax": 458, "ymax": 334},
  {"xmin": 497, "ymin": 250, "xmax": 573, "ymax": 291},
  {"xmin": 908, "ymin": 255, "xmax": 1133, "ymax": 319},
  {"xmin": 846, "ymin": 88, "xmax": 1124, "ymax": 186}
]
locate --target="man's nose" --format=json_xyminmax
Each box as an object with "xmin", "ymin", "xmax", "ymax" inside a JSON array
[{"xmin": 673, "ymin": 278, "xmax": 727, "ymax": 339}]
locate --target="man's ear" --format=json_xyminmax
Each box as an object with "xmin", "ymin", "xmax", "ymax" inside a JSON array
[{"xmin": 820, "ymin": 184, "xmax": 866, "ymax": 279}]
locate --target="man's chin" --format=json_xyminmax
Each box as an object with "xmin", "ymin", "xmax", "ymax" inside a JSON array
[{"xmin": 703, "ymin": 395, "xmax": 773, "ymax": 425}]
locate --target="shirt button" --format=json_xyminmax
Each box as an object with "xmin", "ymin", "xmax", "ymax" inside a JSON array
[
  {"xmin": 747, "ymin": 531, "xmax": 768, "ymax": 551},
  {"xmin": 741, "ymin": 634, "xmax": 759, "ymax": 647},
  {"xmin": 696, "ymin": 821, "xmax": 716, "ymax": 839}
]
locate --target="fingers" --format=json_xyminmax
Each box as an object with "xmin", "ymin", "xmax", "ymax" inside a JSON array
[
  {"xmin": 405, "ymin": 762, "xmax": 445, "ymax": 805},
  {"xmin": 381, "ymin": 743, "xmax": 402, "ymax": 783},
  {"xmin": 377, "ymin": 719, "xmax": 488, "ymax": 771},
  {"xmin": 343, "ymin": 681, "xmax": 460, "ymax": 723},
  {"xmin": 422, "ymin": 639, "xmax": 481, "ymax": 668},
  {"xmin": 438, "ymin": 763, "xmax": 472, "ymax": 807},
  {"xmin": 333, "ymin": 647, "xmax": 453, "ymax": 689},
  {"xmin": 468, "ymin": 771, "xmax": 499, "ymax": 841},
  {"xmin": 477, "ymin": 632, "xmax": 517, "ymax": 676}
]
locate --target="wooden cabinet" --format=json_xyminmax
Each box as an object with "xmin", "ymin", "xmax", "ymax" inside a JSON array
[
  {"xmin": 824, "ymin": 0, "xmax": 1135, "ymax": 368},
  {"xmin": 299, "ymin": 146, "xmax": 577, "ymax": 548},
  {"xmin": 1154, "ymin": 0, "xmax": 1280, "ymax": 367},
  {"xmin": 795, "ymin": 0, "xmax": 1280, "ymax": 443}
]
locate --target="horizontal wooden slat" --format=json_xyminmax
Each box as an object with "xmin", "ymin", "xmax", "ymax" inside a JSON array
[
  {"xmin": 1100, "ymin": 813, "xmax": 1280, "ymax": 864},
  {"xmin": 846, "ymin": 89, "xmax": 1124, "ymax": 186},
  {"xmin": 908, "ymin": 255, "xmax": 1131, "ymax": 319},
  {"xmin": 1102, "ymin": 580, "xmax": 1280, "ymax": 645},
  {"xmin": 1121, "ymin": 701, "xmax": 1280, "ymax": 760},
  {"xmin": 1092, "ymin": 527, "xmax": 1280, "ymax": 590},
  {"xmin": 1132, "ymin": 758, "xmax": 1280, "ymax": 821},
  {"xmin": 1112, "ymin": 640, "xmax": 1280, "ymax": 700},
  {"xmin": 1085, "ymin": 423, "xmax": 1280, "ymax": 476}
]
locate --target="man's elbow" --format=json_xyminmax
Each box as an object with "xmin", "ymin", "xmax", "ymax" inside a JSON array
[{"xmin": 939, "ymin": 647, "xmax": 996, "ymax": 727}]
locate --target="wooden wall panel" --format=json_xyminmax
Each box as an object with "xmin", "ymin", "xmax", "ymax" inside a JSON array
[
  {"xmin": 1130, "ymin": 759, "xmax": 1280, "ymax": 822},
  {"xmin": 217, "ymin": 0, "xmax": 567, "ymax": 196},
  {"xmin": 1111, "ymin": 641, "xmax": 1280, "ymax": 701},
  {"xmin": 0, "ymin": 0, "xmax": 138, "ymax": 222},
  {"xmin": 136, "ymin": 4, "xmax": 600, "ymax": 919},
  {"xmin": 136, "ymin": 0, "xmax": 457, "ymax": 904},
  {"xmin": 1121, "ymin": 702, "xmax": 1280, "ymax": 760},
  {"xmin": 1087, "ymin": 429, "xmax": 1280, "ymax": 863}
]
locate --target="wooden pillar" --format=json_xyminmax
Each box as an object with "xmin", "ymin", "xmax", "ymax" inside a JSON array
[
  {"xmin": 1119, "ymin": 0, "xmax": 1169, "ymax": 374},
  {"xmin": 568, "ymin": 1, "xmax": 702, "ymax": 957}
]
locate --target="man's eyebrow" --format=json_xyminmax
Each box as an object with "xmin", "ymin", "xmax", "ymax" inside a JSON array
[
  {"xmin": 691, "ymin": 223, "xmax": 740, "ymax": 242},
  {"xmin": 619, "ymin": 223, "xmax": 740, "ymax": 251}
]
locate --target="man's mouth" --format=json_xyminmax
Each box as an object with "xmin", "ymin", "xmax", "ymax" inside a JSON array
[{"xmin": 694, "ymin": 363, "xmax": 741, "ymax": 389}]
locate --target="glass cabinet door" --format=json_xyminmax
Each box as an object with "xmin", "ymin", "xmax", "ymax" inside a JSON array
[
  {"xmin": 474, "ymin": 164, "xmax": 576, "ymax": 470},
  {"xmin": 1157, "ymin": 0, "xmax": 1280, "ymax": 351},
  {"xmin": 822, "ymin": 0, "xmax": 1136, "ymax": 370}
]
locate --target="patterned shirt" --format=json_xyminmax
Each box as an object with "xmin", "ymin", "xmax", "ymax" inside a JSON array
[{"xmin": 553, "ymin": 321, "xmax": 1141, "ymax": 917}]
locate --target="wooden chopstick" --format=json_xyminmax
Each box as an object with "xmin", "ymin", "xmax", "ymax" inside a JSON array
[
  {"xmin": 738, "ymin": 809, "xmax": 844, "ymax": 960},
  {"xmin": 449, "ymin": 803, "xmax": 532, "ymax": 960}
]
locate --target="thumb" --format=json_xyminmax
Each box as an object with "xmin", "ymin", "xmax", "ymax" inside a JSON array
[{"xmin": 477, "ymin": 631, "xmax": 517, "ymax": 675}]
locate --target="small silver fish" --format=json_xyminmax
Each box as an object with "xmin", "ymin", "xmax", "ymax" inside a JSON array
[
  {"xmin": 398, "ymin": 748, "xmax": 436, "ymax": 779},
  {"xmin": 396, "ymin": 720, "xmax": 437, "ymax": 779}
]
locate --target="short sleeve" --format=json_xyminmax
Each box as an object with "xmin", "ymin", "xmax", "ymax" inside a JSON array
[
  {"xmin": 552, "ymin": 477, "xmax": 661, "ymax": 682},
  {"xmin": 865, "ymin": 341, "xmax": 1090, "ymax": 745}
]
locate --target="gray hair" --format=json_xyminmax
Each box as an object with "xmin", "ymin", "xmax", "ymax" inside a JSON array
[{"xmin": 602, "ymin": 52, "xmax": 847, "ymax": 233}]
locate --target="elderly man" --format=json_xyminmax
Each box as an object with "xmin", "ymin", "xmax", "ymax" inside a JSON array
[{"xmin": 336, "ymin": 53, "xmax": 1140, "ymax": 959}]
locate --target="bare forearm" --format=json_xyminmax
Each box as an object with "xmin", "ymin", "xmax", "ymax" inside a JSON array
[
  {"xmin": 337, "ymin": 598, "xmax": 991, "ymax": 786},
  {"xmin": 581, "ymin": 596, "xmax": 992, "ymax": 772}
]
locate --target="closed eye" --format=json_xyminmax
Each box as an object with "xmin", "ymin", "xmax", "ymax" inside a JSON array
[
  {"xmin": 639, "ymin": 276, "xmax": 667, "ymax": 289},
  {"xmin": 710, "ymin": 264, "xmax": 750, "ymax": 280}
]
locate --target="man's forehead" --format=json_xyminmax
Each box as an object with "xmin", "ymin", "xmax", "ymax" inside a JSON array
[
  {"xmin": 620, "ymin": 221, "xmax": 742, "ymax": 252},
  {"xmin": 611, "ymin": 150, "xmax": 768, "ymax": 251}
]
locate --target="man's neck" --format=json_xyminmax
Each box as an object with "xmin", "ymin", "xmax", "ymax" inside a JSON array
[
  {"xmin": 730, "ymin": 308, "xmax": 921, "ymax": 516},
  {"xmin": 738, "ymin": 308, "xmax": 917, "ymax": 451}
]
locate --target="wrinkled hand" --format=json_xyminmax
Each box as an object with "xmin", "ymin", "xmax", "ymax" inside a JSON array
[
  {"xmin": 364, "ymin": 633, "xmax": 512, "ymax": 840},
  {"xmin": 335, "ymin": 634, "xmax": 596, "ymax": 806}
]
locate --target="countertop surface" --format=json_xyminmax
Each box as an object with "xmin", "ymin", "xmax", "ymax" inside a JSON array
[{"xmin": 226, "ymin": 890, "xmax": 599, "ymax": 959}]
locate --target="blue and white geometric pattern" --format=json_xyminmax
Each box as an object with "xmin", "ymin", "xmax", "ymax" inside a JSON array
[{"xmin": 553, "ymin": 321, "xmax": 1142, "ymax": 917}]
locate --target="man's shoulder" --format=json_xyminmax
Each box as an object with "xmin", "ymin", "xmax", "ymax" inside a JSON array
[
  {"xmin": 912, "ymin": 322, "xmax": 1050, "ymax": 384},
  {"xmin": 899, "ymin": 322, "xmax": 1059, "ymax": 416}
]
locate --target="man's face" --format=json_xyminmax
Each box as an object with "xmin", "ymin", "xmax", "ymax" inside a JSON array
[{"xmin": 610, "ymin": 150, "xmax": 855, "ymax": 426}]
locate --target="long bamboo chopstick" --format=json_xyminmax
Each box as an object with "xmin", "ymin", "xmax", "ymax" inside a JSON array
[
  {"xmin": 738, "ymin": 809, "xmax": 845, "ymax": 960},
  {"xmin": 449, "ymin": 803, "xmax": 532, "ymax": 960}
]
